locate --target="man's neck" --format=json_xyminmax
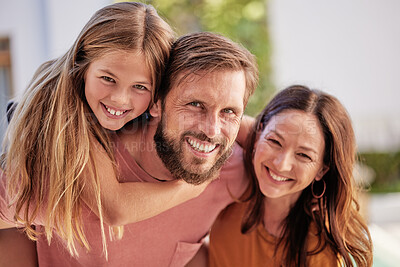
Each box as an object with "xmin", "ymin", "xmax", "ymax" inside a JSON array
[{"xmin": 118, "ymin": 119, "xmax": 175, "ymax": 181}]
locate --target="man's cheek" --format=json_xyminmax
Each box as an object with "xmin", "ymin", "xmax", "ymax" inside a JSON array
[
  {"xmin": 223, "ymin": 122, "xmax": 241, "ymax": 142},
  {"xmin": 177, "ymin": 113, "xmax": 204, "ymax": 132}
]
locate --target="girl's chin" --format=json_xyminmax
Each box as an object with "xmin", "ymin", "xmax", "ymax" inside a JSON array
[{"xmin": 100, "ymin": 122, "xmax": 125, "ymax": 131}]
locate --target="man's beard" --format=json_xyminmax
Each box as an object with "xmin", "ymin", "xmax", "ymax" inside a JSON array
[{"xmin": 153, "ymin": 117, "xmax": 233, "ymax": 185}]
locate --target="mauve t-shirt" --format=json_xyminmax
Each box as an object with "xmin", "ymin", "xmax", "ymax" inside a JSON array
[{"xmin": 0, "ymin": 137, "xmax": 248, "ymax": 267}]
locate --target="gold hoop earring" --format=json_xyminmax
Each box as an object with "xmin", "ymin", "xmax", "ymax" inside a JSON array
[{"xmin": 311, "ymin": 179, "xmax": 326, "ymax": 199}]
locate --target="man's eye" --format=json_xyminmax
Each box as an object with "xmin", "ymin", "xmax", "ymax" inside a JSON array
[
  {"xmin": 222, "ymin": 108, "xmax": 234, "ymax": 114},
  {"xmin": 134, "ymin": 84, "xmax": 148, "ymax": 91},
  {"xmin": 101, "ymin": 76, "xmax": 115, "ymax": 83},
  {"xmin": 189, "ymin": 102, "xmax": 201, "ymax": 107}
]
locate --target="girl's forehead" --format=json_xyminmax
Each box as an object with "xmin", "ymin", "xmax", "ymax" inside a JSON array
[{"xmin": 94, "ymin": 49, "xmax": 143, "ymax": 62}]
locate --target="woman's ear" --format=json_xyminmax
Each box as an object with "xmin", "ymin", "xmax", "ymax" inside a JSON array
[
  {"xmin": 315, "ymin": 165, "xmax": 329, "ymax": 181},
  {"xmin": 149, "ymin": 100, "xmax": 161, "ymax": 118},
  {"xmin": 256, "ymin": 121, "xmax": 265, "ymax": 132}
]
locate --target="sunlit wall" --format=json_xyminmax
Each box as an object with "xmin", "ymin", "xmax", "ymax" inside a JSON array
[{"xmin": 268, "ymin": 0, "xmax": 400, "ymax": 152}]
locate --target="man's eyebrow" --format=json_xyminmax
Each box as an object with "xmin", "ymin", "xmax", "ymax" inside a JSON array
[{"xmin": 224, "ymin": 105, "xmax": 242, "ymax": 114}]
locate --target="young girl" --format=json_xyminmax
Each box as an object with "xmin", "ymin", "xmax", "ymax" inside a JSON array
[
  {"xmin": 0, "ymin": 2, "xmax": 208, "ymax": 259},
  {"xmin": 208, "ymin": 85, "xmax": 373, "ymax": 266}
]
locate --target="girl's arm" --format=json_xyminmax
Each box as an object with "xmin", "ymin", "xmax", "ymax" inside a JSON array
[
  {"xmin": 82, "ymin": 141, "xmax": 210, "ymax": 226},
  {"xmin": 0, "ymin": 218, "xmax": 14, "ymax": 229},
  {"xmin": 236, "ymin": 114, "xmax": 255, "ymax": 149},
  {"xmin": 0, "ymin": 228, "xmax": 38, "ymax": 267}
]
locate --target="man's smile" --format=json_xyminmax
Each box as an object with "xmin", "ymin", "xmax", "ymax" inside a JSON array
[{"xmin": 186, "ymin": 137, "xmax": 219, "ymax": 154}]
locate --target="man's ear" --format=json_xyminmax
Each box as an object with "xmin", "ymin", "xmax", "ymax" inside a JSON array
[
  {"xmin": 149, "ymin": 100, "xmax": 161, "ymax": 118},
  {"xmin": 315, "ymin": 165, "xmax": 329, "ymax": 181}
]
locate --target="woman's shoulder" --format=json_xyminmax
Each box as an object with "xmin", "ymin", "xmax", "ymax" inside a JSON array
[
  {"xmin": 216, "ymin": 201, "xmax": 248, "ymax": 222},
  {"xmin": 307, "ymin": 222, "xmax": 339, "ymax": 266},
  {"xmin": 211, "ymin": 201, "xmax": 248, "ymax": 237},
  {"xmin": 209, "ymin": 201, "xmax": 250, "ymax": 256}
]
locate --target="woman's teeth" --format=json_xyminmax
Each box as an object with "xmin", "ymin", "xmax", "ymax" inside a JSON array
[
  {"xmin": 187, "ymin": 138, "xmax": 216, "ymax": 153},
  {"xmin": 270, "ymin": 170, "xmax": 290, "ymax": 182}
]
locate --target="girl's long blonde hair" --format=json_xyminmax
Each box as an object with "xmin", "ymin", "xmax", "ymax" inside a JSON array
[{"xmin": 2, "ymin": 2, "xmax": 174, "ymax": 258}]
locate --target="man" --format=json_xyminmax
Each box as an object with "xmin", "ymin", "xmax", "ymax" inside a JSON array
[
  {"xmin": 2, "ymin": 32, "xmax": 258, "ymax": 266},
  {"xmin": 138, "ymin": 31, "xmax": 258, "ymax": 186}
]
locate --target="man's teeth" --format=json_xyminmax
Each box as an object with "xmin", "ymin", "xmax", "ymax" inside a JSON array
[
  {"xmin": 188, "ymin": 138, "xmax": 216, "ymax": 153},
  {"xmin": 106, "ymin": 106, "xmax": 125, "ymax": 116},
  {"xmin": 270, "ymin": 171, "xmax": 290, "ymax": 182}
]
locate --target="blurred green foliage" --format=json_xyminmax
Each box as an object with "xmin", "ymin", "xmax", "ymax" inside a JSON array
[
  {"xmin": 117, "ymin": 1, "xmax": 400, "ymax": 193},
  {"xmin": 120, "ymin": 0, "xmax": 275, "ymax": 116},
  {"xmin": 359, "ymin": 151, "xmax": 400, "ymax": 193}
]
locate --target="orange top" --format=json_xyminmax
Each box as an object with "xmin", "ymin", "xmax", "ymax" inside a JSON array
[{"xmin": 209, "ymin": 201, "xmax": 339, "ymax": 267}]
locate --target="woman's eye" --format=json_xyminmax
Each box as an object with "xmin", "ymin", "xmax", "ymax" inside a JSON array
[
  {"xmin": 267, "ymin": 138, "xmax": 281, "ymax": 146},
  {"xmin": 298, "ymin": 153, "xmax": 312, "ymax": 160},
  {"xmin": 101, "ymin": 76, "xmax": 115, "ymax": 83},
  {"xmin": 134, "ymin": 84, "xmax": 148, "ymax": 91}
]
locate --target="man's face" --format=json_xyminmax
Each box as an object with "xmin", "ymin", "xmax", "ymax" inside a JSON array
[{"xmin": 154, "ymin": 70, "xmax": 246, "ymax": 184}]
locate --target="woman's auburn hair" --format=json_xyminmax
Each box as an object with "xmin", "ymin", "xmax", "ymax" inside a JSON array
[
  {"xmin": 242, "ymin": 85, "xmax": 373, "ymax": 266},
  {"xmin": 2, "ymin": 2, "xmax": 174, "ymax": 258}
]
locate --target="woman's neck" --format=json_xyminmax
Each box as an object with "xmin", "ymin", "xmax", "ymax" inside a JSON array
[{"xmin": 263, "ymin": 195, "xmax": 297, "ymax": 237}]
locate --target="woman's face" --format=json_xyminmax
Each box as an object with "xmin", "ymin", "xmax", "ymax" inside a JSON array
[
  {"xmin": 84, "ymin": 50, "xmax": 152, "ymax": 131},
  {"xmin": 253, "ymin": 109, "xmax": 327, "ymax": 204}
]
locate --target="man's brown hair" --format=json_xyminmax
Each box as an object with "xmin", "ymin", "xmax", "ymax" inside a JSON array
[{"xmin": 156, "ymin": 32, "xmax": 259, "ymax": 106}]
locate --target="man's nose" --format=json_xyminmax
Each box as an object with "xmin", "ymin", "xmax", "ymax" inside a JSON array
[{"xmin": 199, "ymin": 112, "xmax": 221, "ymax": 139}]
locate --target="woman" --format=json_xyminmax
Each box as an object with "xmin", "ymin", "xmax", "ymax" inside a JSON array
[{"xmin": 208, "ymin": 85, "xmax": 373, "ymax": 266}]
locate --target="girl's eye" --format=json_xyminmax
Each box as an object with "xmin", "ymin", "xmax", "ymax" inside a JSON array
[
  {"xmin": 101, "ymin": 76, "xmax": 115, "ymax": 83},
  {"xmin": 134, "ymin": 84, "xmax": 148, "ymax": 91}
]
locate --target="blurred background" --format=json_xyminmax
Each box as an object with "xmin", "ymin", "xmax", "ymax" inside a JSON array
[{"xmin": 0, "ymin": 0, "xmax": 399, "ymax": 265}]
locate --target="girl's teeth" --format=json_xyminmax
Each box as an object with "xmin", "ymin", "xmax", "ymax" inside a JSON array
[{"xmin": 106, "ymin": 106, "xmax": 125, "ymax": 116}]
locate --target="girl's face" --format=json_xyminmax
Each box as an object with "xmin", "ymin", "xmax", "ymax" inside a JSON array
[
  {"xmin": 253, "ymin": 110, "xmax": 327, "ymax": 205},
  {"xmin": 85, "ymin": 50, "xmax": 152, "ymax": 131}
]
